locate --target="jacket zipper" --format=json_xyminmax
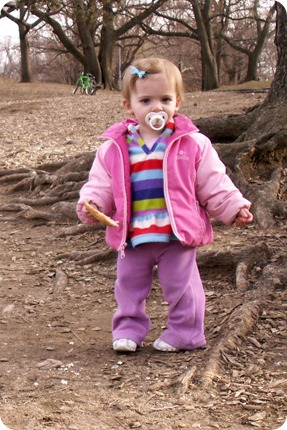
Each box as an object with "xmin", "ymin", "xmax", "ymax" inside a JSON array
[
  {"xmin": 113, "ymin": 140, "xmax": 128, "ymax": 258},
  {"xmin": 163, "ymin": 131, "xmax": 197, "ymax": 243}
]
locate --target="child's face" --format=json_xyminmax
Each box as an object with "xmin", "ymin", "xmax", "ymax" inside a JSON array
[{"xmin": 123, "ymin": 72, "xmax": 180, "ymax": 137}]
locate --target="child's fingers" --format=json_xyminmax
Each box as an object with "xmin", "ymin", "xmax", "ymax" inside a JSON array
[{"xmin": 235, "ymin": 208, "xmax": 253, "ymax": 226}]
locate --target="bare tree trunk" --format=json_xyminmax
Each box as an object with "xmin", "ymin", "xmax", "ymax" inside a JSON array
[
  {"xmin": 19, "ymin": 22, "xmax": 32, "ymax": 83},
  {"xmin": 74, "ymin": 0, "xmax": 102, "ymax": 80},
  {"xmin": 244, "ymin": 49, "xmax": 260, "ymax": 82},
  {"xmin": 1, "ymin": 3, "xmax": 33, "ymax": 82},
  {"xmin": 99, "ymin": 1, "xmax": 116, "ymax": 90},
  {"xmin": 191, "ymin": 0, "xmax": 219, "ymax": 90},
  {"xmin": 241, "ymin": 3, "xmax": 287, "ymax": 140},
  {"xmin": 265, "ymin": 3, "xmax": 287, "ymax": 103}
]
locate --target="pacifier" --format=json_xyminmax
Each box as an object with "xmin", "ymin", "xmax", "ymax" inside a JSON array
[{"xmin": 145, "ymin": 111, "xmax": 168, "ymax": 131}]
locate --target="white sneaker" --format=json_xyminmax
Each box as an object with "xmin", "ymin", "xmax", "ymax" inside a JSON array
[
  {"xmin": 153, "ymin": 338, "xmax": 179, "ymax": 352},
  {"xmin": 113, "ymin": 339, "xmax": 137, "ymax": 352}
]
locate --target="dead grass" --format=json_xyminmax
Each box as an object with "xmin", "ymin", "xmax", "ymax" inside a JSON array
[
  {"xmin": 219, "ymin": 79, "xmax": 272, "ymax": 91},
  {"xmin": 0, "ymin": 79, "xmax": 267, "ymax": 170}
]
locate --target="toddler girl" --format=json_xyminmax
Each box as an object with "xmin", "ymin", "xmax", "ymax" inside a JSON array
[{"xmin": 77, "ymin": 57, "xmax": 253, "ymax": 352}]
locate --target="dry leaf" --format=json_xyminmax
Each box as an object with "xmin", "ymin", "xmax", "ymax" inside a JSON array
[
  {"xmin": 36, "ymin": 358, "xmax": 63, "ymax": 369},
  {"xmin": 248, "ymin": 411, "xmax": 267, "ymax": 421}
]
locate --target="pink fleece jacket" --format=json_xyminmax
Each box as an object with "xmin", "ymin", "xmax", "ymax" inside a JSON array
[{"xmin": 77, "ymin": 114, "xmax": 251, "ymax": 254}]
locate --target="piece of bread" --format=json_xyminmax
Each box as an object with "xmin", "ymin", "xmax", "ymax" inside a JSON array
[{"xmin": 83, "ymin": 201, "xmax": 119, "ymax": 227}]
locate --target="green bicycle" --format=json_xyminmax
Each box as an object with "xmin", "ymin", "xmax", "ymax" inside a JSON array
[{"xmin": 73, "ymin": 72, "xmax": 101, "ymax": 95}]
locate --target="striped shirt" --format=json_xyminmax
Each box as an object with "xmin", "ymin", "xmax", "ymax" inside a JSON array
[{"xmin": 127, "ymin": 122, "xmax": 175, "ymax": 247}]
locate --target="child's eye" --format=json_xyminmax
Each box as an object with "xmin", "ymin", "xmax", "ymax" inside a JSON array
[
  {"xmin": 162, "ymin": 97, "xmax": 171, "ymax": 103},
  {"xmin": 141, "ymin": 98, "xmax": 150, "ymax": 104}
]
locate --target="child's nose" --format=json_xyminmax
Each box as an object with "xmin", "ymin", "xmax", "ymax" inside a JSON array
[{"xmin": 152, "ymin": 100, "xmax": 163, "ymax": 111}]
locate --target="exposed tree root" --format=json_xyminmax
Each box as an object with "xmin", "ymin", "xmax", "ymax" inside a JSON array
[
  {"xmin": 6, "ymin": 202, "xmax": 79, "ymax": 222},
  {"xmin": 0, "ymin": 153, "xmax": 93, "ymax": 213},
  {"xmin": 1, "ymin": 131, "xmax": 286, "ymax": 229},
  {"xmin": 70, "ymin": 249, "xmax": 116, "ymax": 266},
  {"xmin": 54, "ymin": 268, "xmax": 68, "ymax": 294},
  {"xmin": 255, "ymin": 253, "xmax": 287, "ymax": 291},
  {"xmin": 56, "ymin": 224, "xmax": 102, "ymax": 237},
  {"xmin": 213, "ymin": 131, "xmax": 287, "ymax": 227},
  {"xmin": 197, "ymin": 241, "xmax": 272, "ymax": 291},
  {"xmin": 234, "ymin": 242, "xmax": 271, "ymax": 291},
  {"xmin": 0, "ymin": 168, "xmax": 32, "ymax": 177},
  {"xmin": 50, "ymin": 202, "xmax": 78, "ymax": 220},
  {"xmin": 174, "ymin": 249, "xmax": 286, "ymax": 394},
  {"xmin": 195, "ymin": 110, "xmax": 255, "ymax": 142},
  {"xmin": 11, "ymin": 196, "xmax": 65, "ymax": 206},
  {"xmin": 248, "ymin": 167, "xmax": 287, "ymax": 228},
  {"xmin": 235, "ymin": 262, "xmax": 249, "ymax": 291},
  {"xmin": 15, "ymin": 204, "xmax": 59, "ymax": 221},
  {"xmin": 150, "ymin": 366, "xmax": 197, "ymax": 395},
  {"xmin": 200, "ymin": 299, "xmax": 263, "ymax": 388},
  {"xmin": 0, "ymin": 172, "xmax": 36, "ymax": 187}
]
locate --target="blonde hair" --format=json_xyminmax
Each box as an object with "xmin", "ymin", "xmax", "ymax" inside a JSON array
[{"xmin": 122, "ymin": 57, "xmax": 185, "ymax": 103}]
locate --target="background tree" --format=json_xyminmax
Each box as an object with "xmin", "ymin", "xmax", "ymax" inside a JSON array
[
  {"xmin": 72, "ymin": 0, "xmax": 102, "ymax": 79},
  {"xmin": 1, "ymin": 0, "xmax": 276, "ymax": 89},
  {"xmin": 148, "ymin": 0, "xmax": 275, "ymax": 90},
  {"xmin": 190, "ymin": 0, "xmax": 219, "ymax": 90},
  {"xmin": 220, "ymin": 0, "xmax": 276, "ymax": 82},
  {"xmin": 28, "ymin": 0, "xmax": 168, "ymax": 88},
  {"xmin": 149, "ymin": 0, "xmax": 220, "ymax": 90},
  {"xmin": 0, "ymin": 1, "xmax": 43, "ymax": 82}
]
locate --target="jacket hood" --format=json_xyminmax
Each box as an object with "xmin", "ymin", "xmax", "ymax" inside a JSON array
[{"xmin": 99, "ymin": 118, "xmax": 137, "ymax": 142}]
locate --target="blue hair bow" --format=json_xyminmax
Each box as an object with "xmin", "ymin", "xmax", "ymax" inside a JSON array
[{"xmin": 130, "ymin": 66, "xmax": 147, "ymax": 78}]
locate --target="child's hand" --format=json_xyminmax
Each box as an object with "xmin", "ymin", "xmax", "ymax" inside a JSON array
[
  {"xmin": 77, "ymin": 200, "xmax": 100, "ymax": 225},
  {"xmin": 83, "ymin": 200, "xmax": 119, "ymax": 227},
  {"xmin": 234, "ymin": 207, "xmax": 253, "ymax": 226},
  {"xmin": 82, "ymin": 200, "xmax": 98, "ymax": 216},
  {"xmin": 81, "ymin": 200, "xmax": 99, "ymax": 223}
]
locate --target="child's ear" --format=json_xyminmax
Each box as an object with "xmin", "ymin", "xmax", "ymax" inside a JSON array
[
  {"xmin": 175, "ymin": 97, "xmax": 181, "ymax": 111},
  {"xmin": 123, "ymin": 99, "xmax": 133, "ymax": 115}
]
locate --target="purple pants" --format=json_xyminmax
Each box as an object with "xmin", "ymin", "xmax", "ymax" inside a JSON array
[{"xmin": 112, "ymin": 241, "xmax": 206, "ymax": 350}]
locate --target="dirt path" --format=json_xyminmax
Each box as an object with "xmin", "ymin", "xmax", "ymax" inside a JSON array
[{"xmin": 0, "ymin": 80, "xmax": 286, "ymax": 430}]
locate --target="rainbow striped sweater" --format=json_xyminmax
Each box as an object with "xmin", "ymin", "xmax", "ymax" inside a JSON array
[{"xmin": 127, "ymin": 122, "xmax": 175, "ymax": 247}]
